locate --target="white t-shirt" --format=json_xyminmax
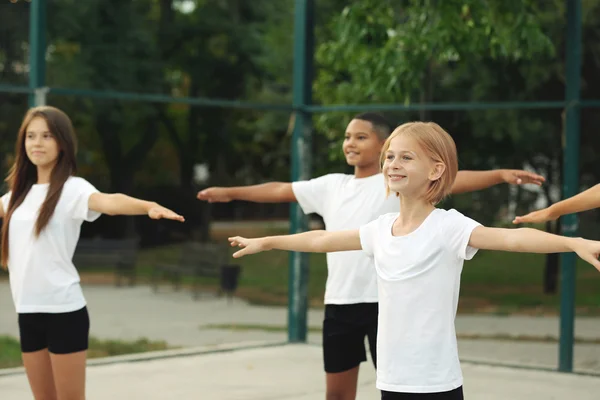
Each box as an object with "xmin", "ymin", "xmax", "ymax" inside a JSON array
[
  {"xmin": 1, "ymin": 176, "xmax": 101, "ymax": 313},
  {"xmin": 292, "ymin": 173, "xmax": 398, "ymax": 304},
  {"xmin": 359, "ymin": 209, "xmax": 480, "ymax": 393}
]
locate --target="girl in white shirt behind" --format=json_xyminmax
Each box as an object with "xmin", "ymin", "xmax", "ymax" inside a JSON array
[
  {"xmin": 0, "ymin": 106, "xmax": 184, "ymax": 400},
  {"xmin": 227, "ymin": 121, "xmax": 600, "ymax": 399}
]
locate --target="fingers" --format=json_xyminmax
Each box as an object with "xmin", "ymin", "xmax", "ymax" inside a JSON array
[{"xmin": 514, "ymin": 171, "xmax": 545, "ymax": 186}]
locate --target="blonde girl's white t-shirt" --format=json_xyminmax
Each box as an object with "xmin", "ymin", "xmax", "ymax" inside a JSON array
[
  {"xmin": 1, "ymin": 176, "xmax": 101, "ymax": 313},
  {"xmin": 359, "ymin": 208, "xmax": 481, "ymax": 393},
  {"xmin": 292, "ymin": 173, "xmax": 399, "ymax": 304}
]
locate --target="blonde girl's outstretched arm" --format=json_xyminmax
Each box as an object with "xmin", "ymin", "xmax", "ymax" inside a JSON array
[
  {"xmin": 228, "ymin": 229, "xmax": 361, "ymax": 258},
  {"xmin": 513, "ymin": 184, "xmax": 600, "ymax": 224},
  {"xmin": 468, "ymin": 226, "xmax": 600, "ymax": 271}
]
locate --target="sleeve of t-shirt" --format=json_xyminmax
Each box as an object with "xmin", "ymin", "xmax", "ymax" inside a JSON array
[
  {"xmin": 1, "ymin": 193, "xmax": 10, "ymax": 214},
  {"xmin": 69, "ymin": 178, "xmax": 102, "ymax": 222},
  {"xmin": 291, "ymin": 174, "xmax": 340, "ymax": 216},
  {"xmin": 441, "ymin": 209, "xmax": 482, "ymax": 260},
  {"xmin": 359, "ymin": 217, "xmax": 381, "ymax": 258}
]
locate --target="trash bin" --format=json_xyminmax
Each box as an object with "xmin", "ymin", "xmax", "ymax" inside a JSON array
[{"xmin": 220, "ymin": 264, "xmax": 241, "ymax": 303}]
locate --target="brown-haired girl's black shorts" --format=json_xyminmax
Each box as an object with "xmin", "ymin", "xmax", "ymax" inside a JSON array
[{"xmin": 18, "ymin": 306, "xmax": 90, "ymax": 354}]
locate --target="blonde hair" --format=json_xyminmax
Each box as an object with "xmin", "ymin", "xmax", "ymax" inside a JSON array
[{"xmin": 380, "ymin": 122, "xmax": 458, "ymax": 205}]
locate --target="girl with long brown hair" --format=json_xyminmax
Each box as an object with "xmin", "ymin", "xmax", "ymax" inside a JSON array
[{"xmin": 0, "ymin": 106, "xmax": 184, "ymax": 400}]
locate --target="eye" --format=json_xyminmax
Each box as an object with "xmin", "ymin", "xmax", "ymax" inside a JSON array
[
  {"xmin": 386, "ymin": 154, "xmax": 394, "ymax": 160},
  {"xmin": 402, "ymin": 155, "xmax": 412, "ymax": 161},
  {"xmin": 358, "ymin": 136, "xmax": 367, "ymax": 140}
]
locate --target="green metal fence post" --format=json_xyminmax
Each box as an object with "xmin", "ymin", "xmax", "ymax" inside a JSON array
[
  {"xmin": 288, "ymin": 0, "xmax": 314, "ymax": 343},
  {"xmin": 559, "ymin": 0, "xmax": 582, "ymax": 373},
  {"xmin": 28, "ymin": 0, "xmax": 47, "ymax": 108}
]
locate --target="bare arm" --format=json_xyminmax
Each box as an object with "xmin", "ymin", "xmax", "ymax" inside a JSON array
[
  {"xmin": 0, "ymin": 197, "xmax": 4, "ymax": 219},
  {"xmin": 451, "ymin": 170, "xmax": 545, "ymax": 195},
  {"xmin": 88, "ymin": 193, "xmax": 184, "ymax": 221},
  {"xmin": 468, "ymin": 226, "xmax": 600, "ymax": 270},
  {"xmin": 514, "ymin": 184, "xmax": 600, "ymax": 224},
  {"xmin": 228, "ymin": 229, "xmax": 361, "ymax": 258},
  {"xmin": 197, "ymin": 182, "xmax": 297, "ymax": 203}
]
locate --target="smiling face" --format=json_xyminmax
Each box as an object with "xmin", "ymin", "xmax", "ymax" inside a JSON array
[
  {"xmin": 24, "ymin": 117, "xmax": 60, "ymax": 170},
  {"xmin": 381, "ymin": 122, "xmax": 458, "ymax": 204},
  {"xmin": 382, "ymin": 135, "xmax": 443, "ymax": 199},
  {"xmin": 342, "ymin": 118, "xmax": 385, "ymax": 169}
]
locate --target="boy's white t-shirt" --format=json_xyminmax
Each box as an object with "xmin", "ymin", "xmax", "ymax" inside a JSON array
[
  {"xmin": 1, "ymin": 176, "xmax": 101, "ymax": 313},
  {"xmin": 359, "ymin": 209, "xmax": 480, "ymax": 393},
  {"xmin": 292, "ymin": 173, "xmax": 398, "ymax": 304}
]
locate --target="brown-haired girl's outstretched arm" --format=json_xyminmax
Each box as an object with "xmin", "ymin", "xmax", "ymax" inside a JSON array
[{"xmin": 88, "ymin": 193, "xmax": 184, "ymax": 222}]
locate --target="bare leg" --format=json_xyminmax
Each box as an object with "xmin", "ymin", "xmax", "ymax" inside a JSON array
[
  {"xmin": 50, "ymin": 350, "xmax": 87, "ymax": 400},
  {"xmin": 325, "ymin": 366, "xmax": 360, "ymax": 400},
  {"xmin": 22, "ymin": 349, "xmax": 57, "ymax": 400}
]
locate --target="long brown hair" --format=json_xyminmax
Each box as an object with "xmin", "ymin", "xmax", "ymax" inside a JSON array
[{"xmin": 1, "ymin": 106, "xmax": 78, "ymax": 268}]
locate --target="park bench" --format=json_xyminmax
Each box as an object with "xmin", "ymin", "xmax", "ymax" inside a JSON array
[
  {"xmin": 152, "ymin": 242, "xmax": 239, "ymax": 301},
  {"xmin": 73, "ymin": 238, "xmax": 139, "ymax": 287}
]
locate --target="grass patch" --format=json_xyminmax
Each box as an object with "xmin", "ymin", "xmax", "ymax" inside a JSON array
[
  {"xmin": 77, "ymin": 221, "xmax": 600, "ymax": 316},
  {"xmin": 0, "ymin": 335, "xmax": 173, "ymax": 369}
]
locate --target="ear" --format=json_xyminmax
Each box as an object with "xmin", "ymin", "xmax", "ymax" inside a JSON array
[{"xmin": 429, "ymin": 162, "xmax": 446, "ymax": 181}]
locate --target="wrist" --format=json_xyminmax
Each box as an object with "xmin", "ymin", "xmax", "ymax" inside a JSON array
[
  {"xmin": 263, "ymin": 237, "xmax": 275, "ymax": 251},
  {"xmin": 566, "ymin": 236, "xmax": 583, "ymax": 252}
]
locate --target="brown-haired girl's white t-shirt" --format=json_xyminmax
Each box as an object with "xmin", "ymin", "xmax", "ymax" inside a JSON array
[{"xmin": 1, "ymin": 176, "xmax": 101, "ymax": 313}]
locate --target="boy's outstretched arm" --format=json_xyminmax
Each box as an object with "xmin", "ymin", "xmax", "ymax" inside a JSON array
[
  {"xmin": 197, "ymin": 182, "xmax": 296, "ymax": 203},
  {"xmin": 468, "ymin": 226, "xmax": 600, "ymax": 271},
  {"xmin": 229, "ymin": 229, "xmax": 361, "ymax": 258},
  {"xmin": 513, "ymin": 184, "xmax": 600, "ymax": 224},
  {"xmin": 451, "ymin": 170, "xmax": 545, "ymax": 195}
]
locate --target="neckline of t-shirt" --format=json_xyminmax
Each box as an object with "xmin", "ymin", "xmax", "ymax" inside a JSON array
[
  {"xmin": 32, "ymin": 183, "xmax": 50, "ymax": 188},
  {"xmin": 350, "ymin": 173, "xmax": 382, "ymax": 184},
  {"xmin": 388, "ymin": 208, "xmax": 440, "ymax": 239}
]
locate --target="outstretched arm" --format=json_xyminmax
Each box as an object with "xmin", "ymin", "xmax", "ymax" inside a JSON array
[
  {"xmin": 513, "ymin": 184, "xmax": 600, "ymax": 224},
  {"xmin": 197, "ymin": 182, "xmax": 297, "ymax": 204},
  {"xmin": 451, "ymin": 170, "xmax": 545, "ymax": 195},
  {"xmin": 468, "ymin": 226, "xmax": 600, "ymax": 270},
  {"xmin": 88, "ymin": 193, "xmax": 184, "ymax": 222},
  {"xmin": 228, "ymin": 229, "xmax": 361, "ymax": 258}
]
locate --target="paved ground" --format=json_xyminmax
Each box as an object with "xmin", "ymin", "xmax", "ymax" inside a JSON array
[
  {"xmin": 1, "ymin": 343, "xmax": 599, "ymax": 399},
  {"xmin": 1, "ymin": 282, "xmax": 600, "ymax": 373},
  {"xmin": 1, "ymin": 281, "xmax": 600, "ymax": 399}
]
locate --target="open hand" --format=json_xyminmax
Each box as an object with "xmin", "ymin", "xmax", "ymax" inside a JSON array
[
  {"xmin": 228, "ymin": 236, "xmax": 269, "ymax": 258},
  {"xmin": 512, "ymin": 207, "xmax": 556, "ymax": 225},
  {"xmin": 571, "ymin": 238, "xmax": 600, "ymax": 272},
  {"xmin": 148, "ymin": 205, "xmax": 185, "ymax": 222},
  {"xmin": 501, "ymin": 170, "xmax": 545, "ymax": 186},
  {"xmin": 197, "ymin": 187, "xmax": 232, "ymax": 203}
]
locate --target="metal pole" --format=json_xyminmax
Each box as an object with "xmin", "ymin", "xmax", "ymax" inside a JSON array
[
  {"xmin": 288, "ymin": 0, "xmax": 314, "ymax": 343},
  {"xmin": 559, "ymin": 0, "xmax": 582, "ymax": 373},
  {"xmin": 28, "ymin": 0, "xmax": 47, "ymax": 107}
]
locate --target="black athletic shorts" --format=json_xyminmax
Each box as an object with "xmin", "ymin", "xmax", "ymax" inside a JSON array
[
  {"xmin": 322, "ymin": 302, "xmax": 378, "ymax": 373},
  {"xmin": 381, "ymin": 386, "xmax": 464, "ymax": 400},
  {"xmin": 18, "ymin": 306, "xmax": 90, "ymax": 354}
]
